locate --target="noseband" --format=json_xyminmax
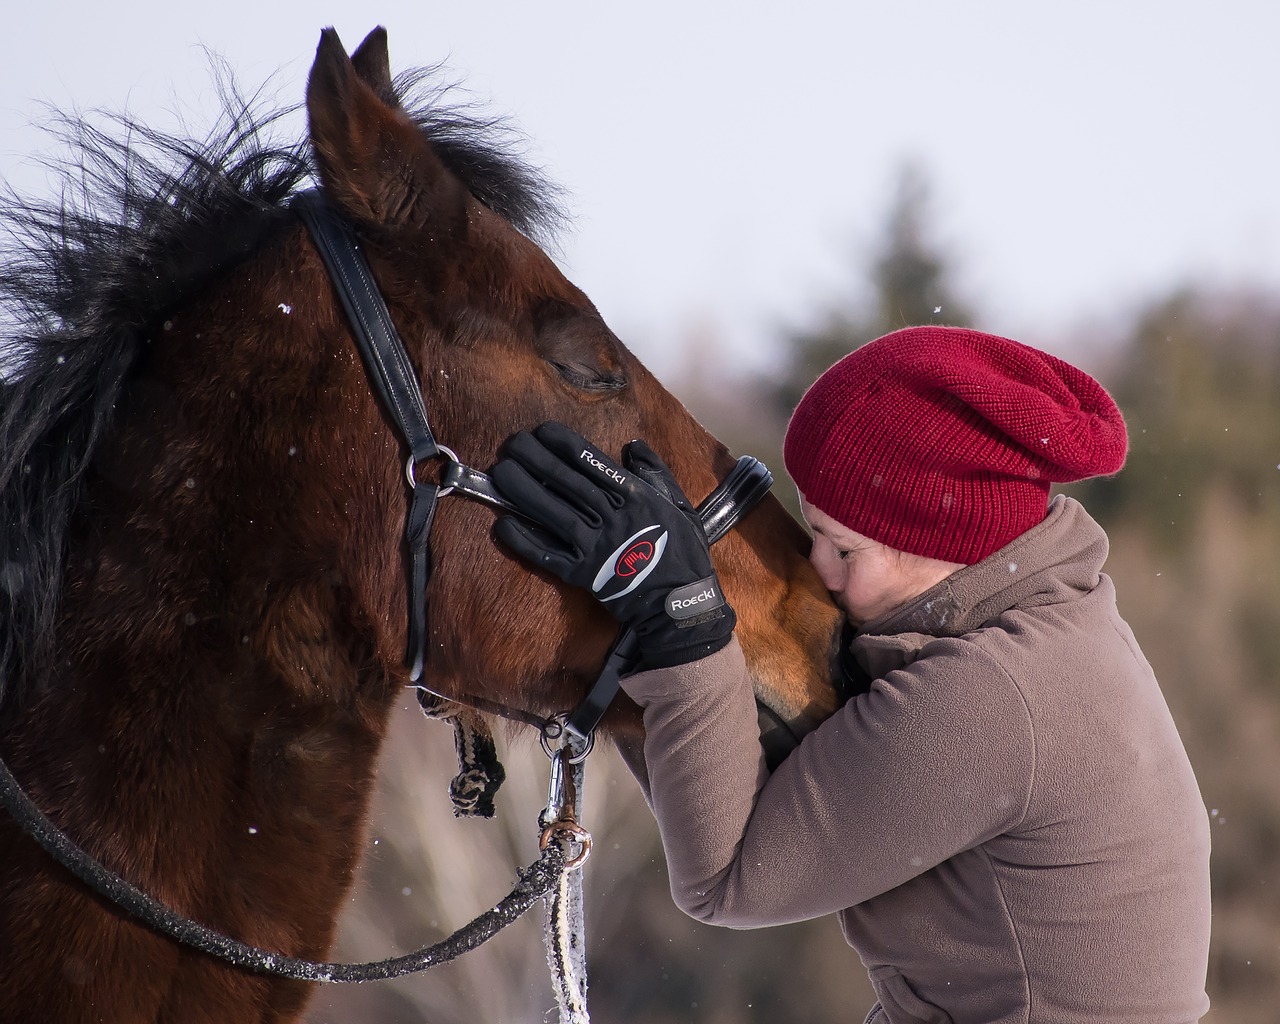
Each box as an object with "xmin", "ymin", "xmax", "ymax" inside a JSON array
[{"xmin": 293, "ymin": 189, "xmax": 774, "ymax": 747}]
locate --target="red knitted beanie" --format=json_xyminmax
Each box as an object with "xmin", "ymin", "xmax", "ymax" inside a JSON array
[{"xmin": 783, "ymin": 326, "xmax": 1128, "ymax": 564}]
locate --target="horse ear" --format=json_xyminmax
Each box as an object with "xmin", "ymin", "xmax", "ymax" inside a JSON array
[
  {"xmin": 350, "ymin": 27, "xmax": 398, "ymax": 108},
  {"xmin": 307, "ymin": 28, "xmax": 465, "ymax": 231}
]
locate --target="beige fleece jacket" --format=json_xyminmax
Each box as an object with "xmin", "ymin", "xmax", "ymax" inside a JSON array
[{"xmin": 620, "ymin": 496, "xmax": 1211, "ymax": 1024}]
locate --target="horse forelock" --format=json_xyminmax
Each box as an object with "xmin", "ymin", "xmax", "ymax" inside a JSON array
[{"xmin": 0, "ymin": 57, "xmax": 567, "ymax": 713}]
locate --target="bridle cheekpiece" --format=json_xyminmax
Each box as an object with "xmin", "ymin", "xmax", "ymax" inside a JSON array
[{"xmin": 293, "ymin": 189, "xmax": 774, "ymax": 747}]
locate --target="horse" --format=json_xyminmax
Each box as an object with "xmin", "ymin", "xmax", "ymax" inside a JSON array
[{"xmin": 0, "ymin": 27, "xmax": 842, "ymax": 1023}]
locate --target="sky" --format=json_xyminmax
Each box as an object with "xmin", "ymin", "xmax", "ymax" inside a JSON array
[{"xmin": 4, "ymin": 1, "xmax": 1278, "ymax": 378}]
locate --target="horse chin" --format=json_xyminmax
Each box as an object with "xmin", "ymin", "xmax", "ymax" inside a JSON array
[
  {"xmin": 752, "ymin": 616, "xmax": 851, "ymax": 770},
  {"xmin": 755, "ymin": 700, "xmax": 828, "ymax": 771}
]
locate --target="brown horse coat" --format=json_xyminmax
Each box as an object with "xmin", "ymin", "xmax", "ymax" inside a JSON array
[{"xmin": 0, "ymin": 27, "xmax": 840, "ymax": 1024}]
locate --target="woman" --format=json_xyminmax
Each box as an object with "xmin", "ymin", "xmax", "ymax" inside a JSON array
[{"xmin": 492, "ymin": 326, "xmax": 1212, "ymax": 1024}]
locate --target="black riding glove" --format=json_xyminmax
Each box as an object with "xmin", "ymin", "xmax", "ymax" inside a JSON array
[{"xmin": 492, "ymin": 422, "xmax": 735, "ymax": 669}]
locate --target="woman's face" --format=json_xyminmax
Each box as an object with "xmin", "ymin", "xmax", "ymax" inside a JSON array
[{"xmin": 800, "ymin": 498, "xmax": 963, "ymax": 628}]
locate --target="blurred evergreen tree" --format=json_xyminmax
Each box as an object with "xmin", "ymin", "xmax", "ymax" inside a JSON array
[
  {"xmin": 1069, "ymin": 287, "xmax": 1280, "ymax": 543},
  {"xmin": 771, "ymin": 162, "xmax": 975, "ymax": 417}
]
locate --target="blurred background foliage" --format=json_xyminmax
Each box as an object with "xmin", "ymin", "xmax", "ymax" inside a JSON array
[{"xmin": 308, "ymin": 164, "xmax": 1278, "ymax": 1024}]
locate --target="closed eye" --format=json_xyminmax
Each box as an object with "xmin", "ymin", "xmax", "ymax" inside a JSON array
[
  {"xmin": 533, "ymin": 298, "xmax": 629, "ymax": 395},
  {"xmin": 549, "ymin": 358, "xmax": 627, "ymax": 393}
]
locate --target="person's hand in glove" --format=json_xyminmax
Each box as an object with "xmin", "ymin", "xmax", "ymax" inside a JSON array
[{"xmin": 491, "ymin": 421, "xmax": 735, "ymax": 669}]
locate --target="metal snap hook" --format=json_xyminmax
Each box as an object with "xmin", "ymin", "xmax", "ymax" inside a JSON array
[{"xmin": 541, "ymin": 820, "xmax": 593, "ymax": 869}]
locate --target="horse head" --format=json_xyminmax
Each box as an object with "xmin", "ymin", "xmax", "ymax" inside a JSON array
[{"xmin": 301, "ymin": 27, "xmax": 843, "ymax": 749}]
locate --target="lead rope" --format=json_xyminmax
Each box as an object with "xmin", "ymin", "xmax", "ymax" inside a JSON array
[
  {"xmin": 415, "ymin": 690, "xmax": 507, "ymax": 818},
  {"xmin": 0, "ymin": 751, "xmax": 568, "ymax": 983},
  {"xmin": 540, "ymin": 730, "xmax": 593, "ymax": 1023}
]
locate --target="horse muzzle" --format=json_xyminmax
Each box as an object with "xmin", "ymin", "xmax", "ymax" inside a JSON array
[{"xmin": 755, "ymin": 620, "xmax": 868, "ymax": 770}]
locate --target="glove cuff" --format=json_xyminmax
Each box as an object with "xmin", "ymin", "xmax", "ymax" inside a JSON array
[
  {"xmin": 633, "ymin": 601, "xmax": 737, "ymax": 670},
  {"xmin": 635, "ymin": 623, "xmax": 736, "ymax": 670}
]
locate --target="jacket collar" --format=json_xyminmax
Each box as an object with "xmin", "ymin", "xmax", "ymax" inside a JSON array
[{"xmin": 857, "ymin": 495, "xmax": 1110, "ymax": 642}]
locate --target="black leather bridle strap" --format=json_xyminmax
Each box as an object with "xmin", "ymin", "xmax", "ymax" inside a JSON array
[
  {"xmin": 293, "ymin": 192, "xmax": 438, "ymax": 463},
  {"xmin": 293, "ymin": 188, "xmax": 778, "ymax": 710},
  {"xmin": 440, "ymin": 460, "xmax": 521, "ymax": 513},
  {"xmin": 294, "ymin": 190, "xmax": 439, "ymax": 680},
  {"xmin": 699, "ymin": 456, "xmax": 773, "ymax": 544}
]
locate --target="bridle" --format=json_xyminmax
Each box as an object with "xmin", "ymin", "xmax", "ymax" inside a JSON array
[
  {"xmin": 0, "ymin": 188, "xmax": 778, "ymax": 1009},
  {"xmin": 414, "ymin": 450, "xmax": 775, "ymax": 751},
  {"xmin": 293, "ymin": 189, "xmax": 775, "ymax": 752}
]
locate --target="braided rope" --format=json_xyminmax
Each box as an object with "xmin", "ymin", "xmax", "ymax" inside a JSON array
[
  {"xmin": 416, "ymin": 688, "xmax": 507, "ymax": 817},
  {"xmin": 0, "ymin": 753, "xmax": 566, "ymax": 982}
]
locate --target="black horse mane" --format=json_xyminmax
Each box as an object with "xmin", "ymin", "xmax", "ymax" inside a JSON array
[{"xmin": 0, "ymin": 60, "xmax": 566, "ymax": 710}]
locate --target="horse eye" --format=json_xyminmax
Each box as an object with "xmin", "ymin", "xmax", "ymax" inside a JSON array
[
  {"xmin": 549, "ymin": 359, "xmax": 627, "ymax": 392},
  {"xmin": 533, "ymin": 300, "xmax": 628, "ymax": 394}
]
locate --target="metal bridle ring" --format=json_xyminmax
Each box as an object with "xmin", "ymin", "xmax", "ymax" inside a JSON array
[
  {"xmin": 540, "ymin": 717, "xmax": 593, "ymax": 763},
  {"xmin": 404, "ymin": 445, "xmax": 461, "ymax": 491}
]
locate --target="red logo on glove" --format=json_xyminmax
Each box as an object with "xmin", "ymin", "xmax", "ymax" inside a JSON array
[
  {"xmin": 615, "ymin": 541, "xmax": 654, "ymax": 577},
  {"xmin": 593, "ymin": 525, "xmax": 668, "ymax": 603}
]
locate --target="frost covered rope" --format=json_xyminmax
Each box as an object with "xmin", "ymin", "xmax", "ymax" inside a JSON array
[
  {"xmin": 546, "ymin": 862, "xmax": 589, "ymax": 1023},
  {"xmin": 0, "ymin": 752, "xmax": 569, "ymax": 982},
  {"xmin": 540, "ymin": 732, "xmax": 592, "ymax": 1023}
]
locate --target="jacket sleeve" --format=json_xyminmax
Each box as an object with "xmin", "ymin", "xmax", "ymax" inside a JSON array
[{"xmin": 620, "ymin": 635, "xmax": 1037, "ymax": 927}]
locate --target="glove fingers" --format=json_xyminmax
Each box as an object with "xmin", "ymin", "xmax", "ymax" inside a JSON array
[
  {"xmin": 493, "ymin": 515, "xmax": 580, "ymax": 578},
  {"xmin": 502, "ymin": 430, "xmax": 615, "ymax": 519},
  {"xmin": 623, "ymin": 439, "xmax": 697, "ymax": 514},
  {"xmin": 532, "ymin": 422, "xmax": 632, "ymax": 506},
  {"xmin": 491, "ymin": 457, "xmax": 595, "ymax": 537}
]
